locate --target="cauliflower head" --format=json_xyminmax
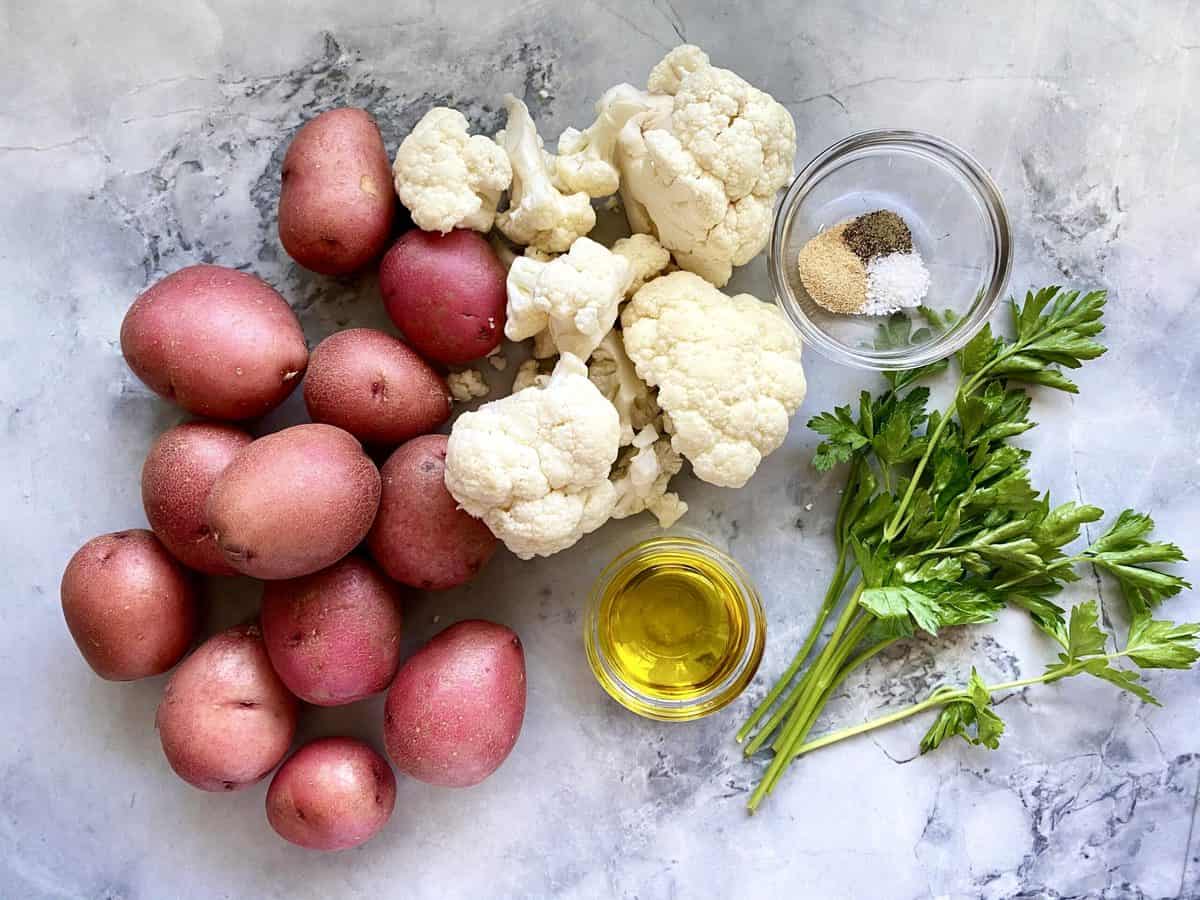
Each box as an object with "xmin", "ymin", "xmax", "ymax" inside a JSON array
[
  {"xmin": 444, "ymin": 354, "xmax": 620, "ymax": 559},
  {"xmin": 496, "ymin": 95, "xmax": 596, "ymax": 253},
  {"xmin": 505, "ymin": 237, "xmax": 632, "ymax": 360},
  {"xmin": 616, "ymin": 45, "xmax": 797, "ymax": 287},
  {"xmin": 620, "ymin": 271, "xmax": 806, "ymax": 489},
  {"xmin": 611, "ymin": 233, "xmax": 672, "ymax": 297},
  {"xmin": 611, "ymin": 425, "xmax": 688, "ymax": 528},
  {"xmin": 392, "ymin": 107, "xmax": 512, "ymax": 233}
]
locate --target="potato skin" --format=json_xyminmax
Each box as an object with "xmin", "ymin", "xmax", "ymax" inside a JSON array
[
  {"xmin": 367, "ymin": 435, "xmax": 496, "ymax": 589},
  {"xmin": 278, "ymin": 108, "xmax": 396, "ymax": 275},
  {"xmin": 379, "ymin": 229, "xmax": 507, "ymax": 364},
  {"xmin": 120, "ymin": 265, "xmax": 308, "ymax": 420},
  {"xmin": 205, "ymin": 424, "xmax": 382, "ymax": 580},
  {"xmin": 156, "ymin": 623, "xmax": 298, "ymax": 791},
  {"xmin": 303, "ymin": 328, "xmax": 451, "ymax": 445},
  {"xmin": 141, "ymin": 422, "xmax": 252, "ymax": 574},
  {"xmin": 61, "ymin": 530, "xmax": 197, "ymax": 681},
  {"xmin": 261, "ymin": 556, "xmax": 404, "ymax": 706},
  {"xmin": 384, "ymin": 620, "xmax": 525, "ymax": 787},
  {"xmin": 266, "ymin": 737, "xmax": 396, "ymax": 851}
]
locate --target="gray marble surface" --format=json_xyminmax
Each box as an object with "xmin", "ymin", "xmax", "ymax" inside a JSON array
[{"xmin": 2, "ymin": 1, "xmax": 1198, "ymax": 898}]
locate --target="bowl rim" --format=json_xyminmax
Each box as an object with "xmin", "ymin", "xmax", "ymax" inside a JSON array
[
  {"xmin": 584, "ymin": 534, "xmax": 766, "ymax": 722},
  {"xmin": 769, "ymin": 128, "xmax": 1013, "ymax": 371}
]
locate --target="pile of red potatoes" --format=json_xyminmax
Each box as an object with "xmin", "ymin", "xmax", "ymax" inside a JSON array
[{"xmin": 60, "ymin": 107, "xmax": 526, "ymax": 852}]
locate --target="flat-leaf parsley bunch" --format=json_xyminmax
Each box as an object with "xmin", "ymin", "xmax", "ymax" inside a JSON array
[{"xmin": 739, "ymin": 288, "xmax": 1195, "ymax": 812}]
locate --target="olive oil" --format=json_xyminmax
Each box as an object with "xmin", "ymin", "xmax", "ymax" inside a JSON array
[{"xmin": 596, "ymin": 541, "xmax": 751, "ymax": 702}]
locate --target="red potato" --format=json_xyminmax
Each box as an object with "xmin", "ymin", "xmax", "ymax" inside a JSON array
[
  {"xmin": 303, "ymin": 328, "xmax": 451, "ymax": 445},
  {"xmin": 279, "ymin": 108, "xmax": 396, "ymax": 275},
  {"xmin": 367, "ymin": 435, "xmax": 496, "ymax": 590},
  {"xmin": 384, "ymin": 620, "xmax": 525, "ymax": 787},
  {"xmin": 266, "ymin": 737, "xmax": 396, "ymax": 851},
  {"xmin": 205, "ymin": 424, "xmax": 381, "ymax": 580},
  {"xmin": 379, "ymin": 229, "xmax": 507, "ymax": 364},
  {"xmin": 156, "ymin": 623, "xmax": 298, "ymax": 792},
  {"xmin": 141, "ymin": 422, "xmax": 252, "ymax": 574},
  {"xmin": 120, "ymin": 265, "xmax": 308, "ymax": 420},
  {"xmin": 261, "ymin": 556, "xmax": 404, "ymax": 706},
  {"xmin": 60, "ymin": 530, "xmax": 197, "ymax": 680}
]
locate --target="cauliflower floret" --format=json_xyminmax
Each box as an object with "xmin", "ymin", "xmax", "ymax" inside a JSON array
[
  {"xmin": 505, "ymin": 237, "xmax": 632, "ymax": 360},
  {"xmin": 621, "ymin": 271, "xmax": 807, "ymax": 489},
  {"xmin": 393, "ymin": 108, "xmax": 512, "ymax": 233},
  {"xmin": 553, "ymin": 83, "xmax": 667, "ymax": 198},
  {"xmin": 587, "ymin": 330, "xmax": 658, "ymax": 445},
  {"xmin": 616, "ymin": 45, "xmax": 797, "ymax": 287},
  {"xmin": 447, "ymin": 368, "xmax": 490, "ymax": 402},
  {"xmin": 444, "ymin": 354, "xmax": 620, "ymax": 559},
  {"xmin": 486, "ymin": 347, "xmax": 508, "ymax": 371},
  {"xmin": 611, "ymin": 233, "xmax": 671, "ymax": 297},
  {"xmin": 511, "ymin": 358, "xmax": 552, "ymax": 393},
  {"xmin": 611, "ymin": 425, "xmax": 688, "ymax": 527},
  {"xmin": 496, "ymin": 95, "xmax": 596, "ymax": 253}
]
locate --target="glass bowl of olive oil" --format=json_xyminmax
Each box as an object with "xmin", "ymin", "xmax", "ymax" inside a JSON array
[{"xmin": 585, "ymin": 535, "xmax": 765, "ymax": 721}]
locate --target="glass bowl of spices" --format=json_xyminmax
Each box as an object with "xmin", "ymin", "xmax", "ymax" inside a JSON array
[
  {"xmin": 770, "ymin": 130, "xmax": 1011, "ymax": 370},
  {"xmin": 585, "ymin": 533, "xmax": 765, "ymax": 722}
]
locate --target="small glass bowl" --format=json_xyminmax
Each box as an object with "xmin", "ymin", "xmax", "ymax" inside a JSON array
[
  {"xmin": 584, "ymin": 535, "xmax": 765, "ymax": 722},
  {"xmin": 769, "ymin": 129, "xmax": 1012, "ymax": 371}
]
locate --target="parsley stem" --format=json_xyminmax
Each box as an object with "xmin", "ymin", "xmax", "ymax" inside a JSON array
[
  {"xmin": 993, "ymin": 556, "xmax": 1085, "ymax": 591},
  {"xmin": 882, "ymin": 408, "xmax": 952, "ymax": 542},
  {"xmin": 737, "ymin": 548, "xmax": 850, "ymax": 744},
  {"xmin": 746, "ymin": 588, "xmax": 865, "ymax": 811},
  {"xmin": 744, "ymin": 582, "xmax": 858, "ymax": 756},
  {"xmin": 880, "ymin": 340, "xmax": 1031, "ymax": 543},
  {"xmin": 770, "ymin": 616, "xmax": 873, "ymax": 756},
  {"xmin": 787, "ymin": 652, "xmax": 1129, "ymax": 759}
]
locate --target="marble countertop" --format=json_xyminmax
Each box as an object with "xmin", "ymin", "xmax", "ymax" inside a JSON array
[{"xmin": 3, "ymin": 2, "xmax": 1197, "ymax": 898}]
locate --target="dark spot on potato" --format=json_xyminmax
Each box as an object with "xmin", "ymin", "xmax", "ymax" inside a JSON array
[
  {"xmin": 384, "ymin": 711, "xmax": 394, "ymax": 728},
  {"xmin": 419, "ymin": 461, "xmax": 436, "ymax": 473},
  {"xmin": 295, "ymin": 808, "xmax": 307, "ymax": 821},
  {"xmin": 222, "ymin": 781, "xmax": 236, "ymax": 791},
  {"xmin": 286, "ymin": 631, "xmax": 304, "ymax": 648},
  {"xmin": 196, "ymin": 523, "xmax": 210, "ymax": 538},
  {"xmin": 371, "ymin": 378, "xmax": 386, "ymax": 398},
  {"xmin": 236, "ymin": 699, "xmax": 259, "ymax": 709},
  {"xmin": 420, "ymin": 579, "xmax": 433, "ymax": 589},
  {"xmin": 476, "ymin": 324, "xmax": 492, "ymax": 339},
  {"xmin": 319, "ymin": 236, "xmax": 342, "ymax": 249}
]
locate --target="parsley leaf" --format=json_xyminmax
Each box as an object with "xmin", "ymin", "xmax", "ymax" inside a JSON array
[
  {"xmin": 1125, "ymin": 618, "xmax": 1200, "ymax": 669},
  {"xmin": 809, "ymin": 404, "xmax": 869, "ymax": 472},
  {"xmin": 1085, "ymin": 510, "xmax": 1191, "ymax": 615},
  {"xmin": 859, "ymin": 586, "xmax": 942, "ymax": 636},
  {"xmin": 919, "ymin": 670, "xmax": 1004, "ymax": 752}
]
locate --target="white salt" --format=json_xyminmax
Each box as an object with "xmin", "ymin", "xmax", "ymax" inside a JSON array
[{"xmin": 863, "ymin": 251, "xmax": 930, "ymax": 316}]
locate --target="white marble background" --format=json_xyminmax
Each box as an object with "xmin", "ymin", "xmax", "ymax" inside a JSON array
[{"xmin": 1, "ymin": 1, "xmax": 1197, "ymax": 898}]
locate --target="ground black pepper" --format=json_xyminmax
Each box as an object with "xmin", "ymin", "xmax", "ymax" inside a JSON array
[{"xmin": 843, "ymin": 210, "xmax": 913, "ymax": 261}]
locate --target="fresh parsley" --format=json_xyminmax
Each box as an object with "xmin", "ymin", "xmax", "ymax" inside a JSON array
[{"xmin": 738, "ymin": 288, "xmax": 1194, "ymax": 813}]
